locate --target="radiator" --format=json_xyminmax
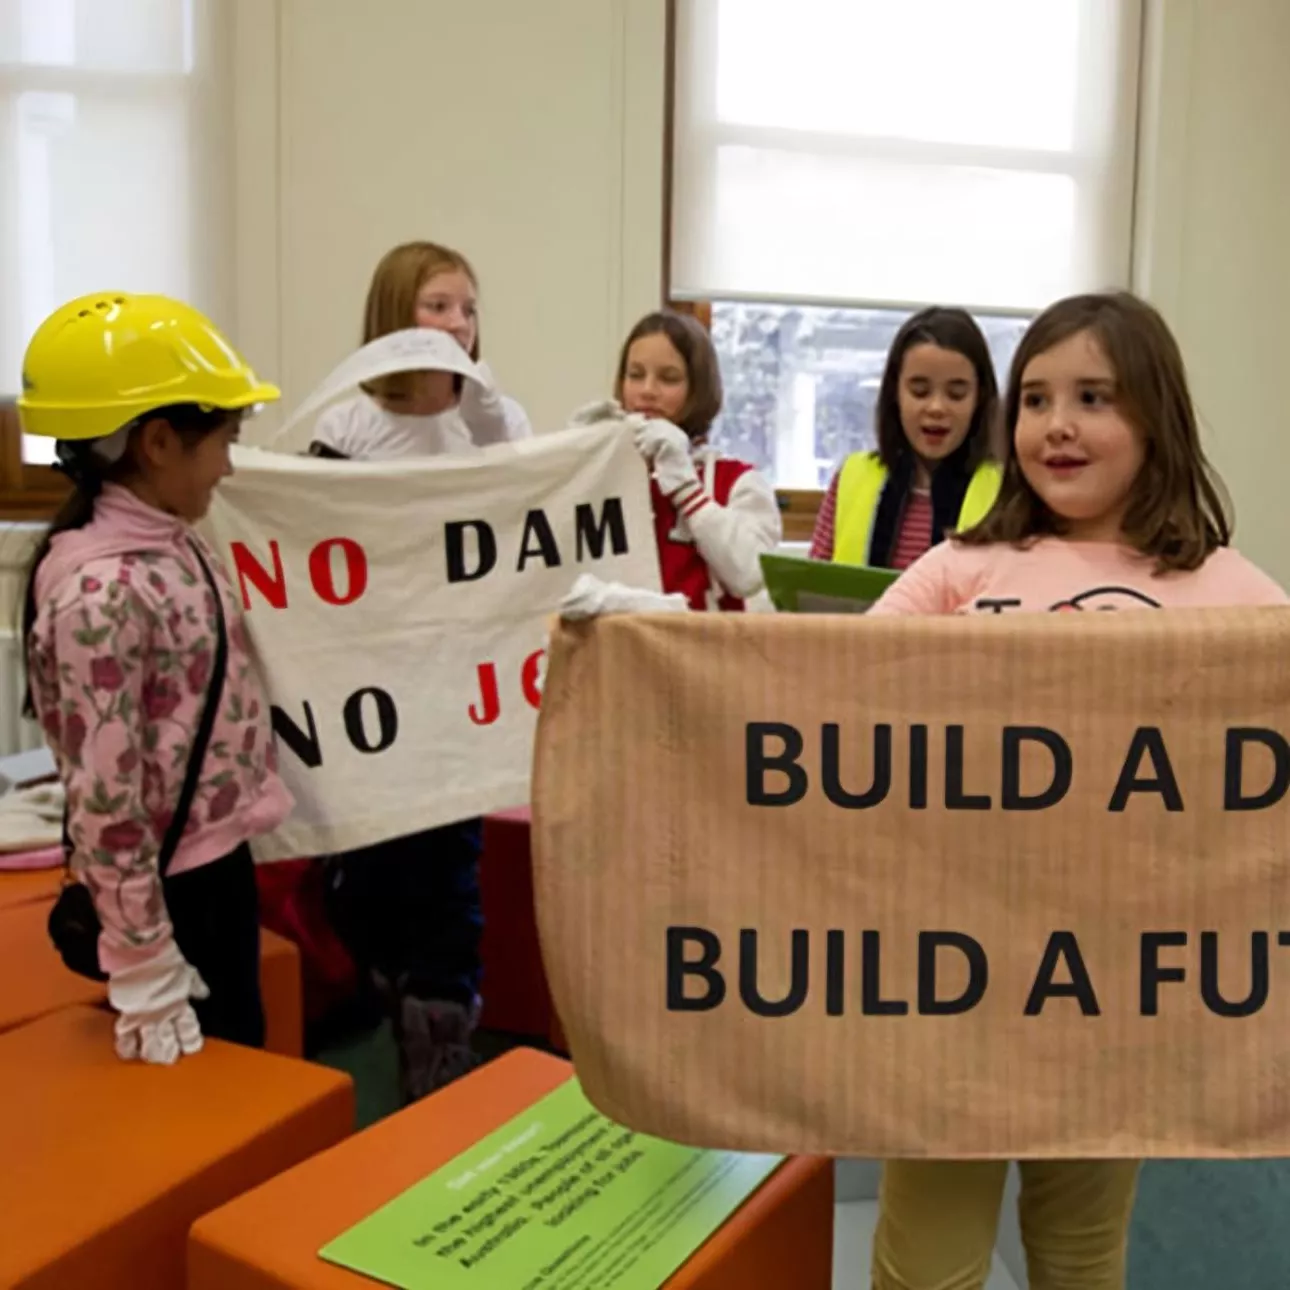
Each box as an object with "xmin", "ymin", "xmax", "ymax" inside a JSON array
[
  {"xmin": 0, "ymin": 632, "xmax": 41, "ymax": 757},
  {"xmin": 0, "ymin": 526, "xmax": 46, "ymax": 758}
]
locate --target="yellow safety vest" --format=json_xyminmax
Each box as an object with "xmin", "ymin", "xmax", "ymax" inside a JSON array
[{"xmin": 832, "ymin": 452, "xmax": 1001, "ymax": 565}]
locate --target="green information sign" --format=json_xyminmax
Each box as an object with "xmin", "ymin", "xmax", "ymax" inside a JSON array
[{"xmin": 320, "ymin": 1077, "xmax": 784, "ymax": 1289}]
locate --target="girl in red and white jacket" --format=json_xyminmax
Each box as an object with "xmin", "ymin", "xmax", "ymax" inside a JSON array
[{"xmin": 609, "ymin": 311, "xmax": 782, "ymax": 610}]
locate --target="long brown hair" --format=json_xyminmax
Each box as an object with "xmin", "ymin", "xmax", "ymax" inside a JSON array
[
  {"xmin": 360, "ymin": 241, "xmax": 479, "ymax": 403},
  {"xmin": 613, "ymin": 310, "xmax": 723, "ymax": 441},
  {"xmin": 959, "ymin": 291, "xmax": 1231, "ymax": 571},
  {"xmin": 875, "ymin": 306, "xmax": 1000, "ymax": 471}
]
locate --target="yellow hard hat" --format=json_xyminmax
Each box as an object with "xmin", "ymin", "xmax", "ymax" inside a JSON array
[{"xmin": 17, "ymin": 292, "xmax": 280, "ymax": 443}]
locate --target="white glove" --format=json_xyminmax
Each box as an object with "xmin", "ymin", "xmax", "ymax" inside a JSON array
[
  {"xmin": 634, "ymin": 419, "xmax": 698, "ymax": 498},
  {"xmin": 108, "ymin": 940, "xmax": 209, "ymax": 1065},
  {"xmin": 559, "ymin": 573, "xmax": 690, "ymax": 621},
  {"xmin": 568, "ymin": 398, "xmax": 626, "ymax": 427},
  {"xmin": 459, "ymin": 358, "xmax": 498, "ymax": 405}
]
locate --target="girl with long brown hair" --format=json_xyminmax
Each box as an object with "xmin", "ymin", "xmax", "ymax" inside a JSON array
[{"xmin": 867, "ymin": 291, "xmax": 1285, "ymax": 1289}]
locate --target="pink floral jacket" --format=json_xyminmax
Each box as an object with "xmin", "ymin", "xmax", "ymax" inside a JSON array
[{"xmin": 28, "ymin": 485, "xmax": 293, "ymax": 975}]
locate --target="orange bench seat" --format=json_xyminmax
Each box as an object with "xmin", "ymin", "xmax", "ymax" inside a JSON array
[
  {"xmin": 0, "ymin": 865, "xmax": 62, "ymax": 911},
  {"xmin": 0, "ymin": 1005, "xmax": 354, "ymax": 1290},
  {"xmin": 189, "ymin": 1046, "xmax": 834, "ymax": 1288},
  {"xmin": 0, "ymin": 896, "xmax": 104, "ymax": 1030}
]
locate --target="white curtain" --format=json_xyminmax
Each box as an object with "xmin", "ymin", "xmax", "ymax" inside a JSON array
[
  {"xmin": 0, "ymin": 0, "xmax": 230, "ymax": 462},
  {"xmin": 670, "ymin": 0, "xmax": 1142, "ymax": 313}
]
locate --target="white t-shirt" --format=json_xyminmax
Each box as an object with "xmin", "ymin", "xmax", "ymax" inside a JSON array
[{"xmin": 311, "ymin": 388, "xmax": 532, "ymax": 462}]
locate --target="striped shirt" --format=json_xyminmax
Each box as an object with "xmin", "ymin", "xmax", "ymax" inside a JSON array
[
  {"xmin": 808, "ymin": 472, "xmax": 841, "ymax": 560},
  {"xmin": 809, "ymin": 472, "xmax": 934, "ymax": 569},
  {"xmin": 891, "ymin": 489, "xmax": 934, "ymax": 570}
]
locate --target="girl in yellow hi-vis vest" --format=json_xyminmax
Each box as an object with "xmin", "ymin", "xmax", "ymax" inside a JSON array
[{"xmin": 809, "ymin": 307, "xmax": 1002, "ymax": 567}]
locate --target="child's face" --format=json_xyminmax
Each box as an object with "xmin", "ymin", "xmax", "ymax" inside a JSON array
[
  {"xmin": 141, "ymin": 417, "xmax": 240, "ymax": 523},
  {"xmin": 897, "ymin": 343, "xmax": 979, "ymax": 464},
  {"xmin": 620, "ymin": 333, "xmax": 690, "ymax": 425},
  {"xmin": 1014, "ymin": 328, "xmax": 1145, "ymax": 542},
  {"xmin": 414, "ymin": 269, "xmax": 478, "ymax": 357}
]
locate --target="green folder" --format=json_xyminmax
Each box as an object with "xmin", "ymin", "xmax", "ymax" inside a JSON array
[{"xmin": 759, "ymin": 552, "xmax": 898, "ymax": 613}]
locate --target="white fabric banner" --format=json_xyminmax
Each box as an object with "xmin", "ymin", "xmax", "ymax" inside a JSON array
[{"xmin": 202, "ymin": 424, "xmax": 660, "ymax": 860}]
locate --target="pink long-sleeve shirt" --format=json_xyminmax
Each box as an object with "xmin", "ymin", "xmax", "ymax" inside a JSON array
[
  {"xmin": 868, "ymin": 537, "xmax": 1287, "ymax": 616},
  {"xmin": 28, "ymin": 485, "xmax": 293, "ymax": 975}
]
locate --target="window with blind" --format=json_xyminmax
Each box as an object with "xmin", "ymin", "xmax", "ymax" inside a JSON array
[
  {"xmin": 0, "ymin": 0, "xmax": 228, "ymax": 503},
  {"xmin": 669, "ymin": 0, "xmax": 1144, "ymax": 493}
]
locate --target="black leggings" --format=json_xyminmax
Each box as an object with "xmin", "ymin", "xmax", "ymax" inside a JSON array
[
  {"xmin": 327, "ymin": 819, "xmax": 483, "ymax": 1007},
  {"xmin": 165, "ymin": 844, "xmax": 265, "ymax": 1049}
]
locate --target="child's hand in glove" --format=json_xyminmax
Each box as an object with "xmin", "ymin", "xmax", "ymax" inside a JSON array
[
  {"xmin": 568, "ymin": 398, "xmax": 627, "ymax": 427},
  {"xmin": 559, "ymin": 573, "xmax": 689, "ymax": 620},
  {"xmin": 458, "ymin": 359, "xmax": 499, "ymax": 409},
  {"xmin": 108, "ymin": 940, "xmax": 209, "ymax": 1065},
  {"xmin": 633, "ymin": 419, "xmax": 698, "ymax": 498}
]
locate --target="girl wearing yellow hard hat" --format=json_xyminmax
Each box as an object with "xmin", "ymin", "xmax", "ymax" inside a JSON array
[{"xmin": 18, "ymin": 292, "xmax": 294, "ymax": 1066}]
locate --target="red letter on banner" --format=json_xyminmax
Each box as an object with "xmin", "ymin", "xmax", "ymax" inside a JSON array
[
  {"xmin": 230, "ymin": 541, "xmax": 287, "ymax": 610},
  {"xmin": 522, "ymin": 649, "xmax": 545, "ymax": 710},
  {"xmin": 470, "ymin": 663, "xmax": 501, "ymax": 726},
  {"xmin": 309, "ymin": 538, "xmax": 368, "ymax": 606}
]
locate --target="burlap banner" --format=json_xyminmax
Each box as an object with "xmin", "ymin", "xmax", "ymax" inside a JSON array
[{"xmin": 531, "ymin": 608, "xmax": 1290, "ymax": 1159}]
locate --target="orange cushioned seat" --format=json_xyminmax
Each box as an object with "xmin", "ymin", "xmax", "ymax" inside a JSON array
[
  {"xmin": 0, "ymin": 896, "xmax": 304, "ymax": 1057},
  {"xmin": 0, "ymin": 1004, "xmax": 354, "ymax": 1290},
  {"xmin": 259, "ymin": 926, "xmax": 304, "ymax": 1058},
  {"xmin": 0, "ymin": 896, "xmax": 105, "ymax": 1033},
  {"xmin": 0, "ymin": 865, "xmax": 62, "ymax": 911},
  {"xmin": 189, "ymin": 1046, "xmax": 834, "ymax": 1289}
]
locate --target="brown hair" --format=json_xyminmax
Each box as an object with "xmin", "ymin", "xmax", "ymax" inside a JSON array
[
  {"xmin": 875, "ymin": 306, "xmax": 1000, "ymax": 471},
  {"xmin": 958, "ymin": 292, "xmax": 1231, "ymax": 570},
  {"xmin": 360, "ymin": 241, "xmax": 479, "ymax": 403},
  {"xmin": 613, "ymin": 310, "xmax": 723, "ymax": 441}
]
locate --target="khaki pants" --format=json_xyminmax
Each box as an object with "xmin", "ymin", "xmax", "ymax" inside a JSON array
[{"xmin": 871, "ymin": 1159, "xmax": 1141, "ymax": 1290}]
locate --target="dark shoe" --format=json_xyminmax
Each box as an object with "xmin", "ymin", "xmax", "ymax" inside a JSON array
[{"xmin": 394, "ymin": 994, "xmax": 482, "ymax": 1104}]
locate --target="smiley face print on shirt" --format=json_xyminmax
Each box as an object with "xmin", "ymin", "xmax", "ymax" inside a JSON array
[{"xmin": 972, "ymin": 585, "xmax": 1164, "ymax": 615}]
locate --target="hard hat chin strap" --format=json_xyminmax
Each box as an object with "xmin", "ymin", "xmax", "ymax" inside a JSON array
[
  {"xmin": 53, "ymin": 423, "xmax": 131, "ymax": 488},
  {"xmin": 87, "ymin": 423, "xmax": 133, "ymax": 465}
]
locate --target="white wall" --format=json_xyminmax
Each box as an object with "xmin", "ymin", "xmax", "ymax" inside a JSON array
[
  {"xmin": 231, "ymin": 0, "xmax": 668, "ymax": 443},
  {"xmin": 1134, "ymin": 0, "xmax": 1290, "ymax": 589}
]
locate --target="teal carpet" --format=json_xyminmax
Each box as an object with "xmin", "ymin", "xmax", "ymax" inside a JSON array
[
  {"xmin": 317, "ymin": 1025, "xmax": 1290, "ymax": 1288},
  {"xmin": 1128, "ymin": 1160, "xmax": 1290, "ymax": 1289},
  {"xmin": 315, "ymin": 1019, "xmax": 402, "ymax": 1130}
]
